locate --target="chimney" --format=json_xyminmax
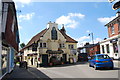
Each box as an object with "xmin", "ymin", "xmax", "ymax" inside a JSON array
[{"xmin": 60, "ymin": 24, "xmax": 66, "ymax": 33}]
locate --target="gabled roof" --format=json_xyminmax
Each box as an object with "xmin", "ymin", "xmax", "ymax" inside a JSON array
[
  {"xmin": 25, "ymin": 29, "xmax": 47, "ymax": 48},
  {"xmin": 23, "ymin": 27, "xmax": 77, "ymax": 50}
]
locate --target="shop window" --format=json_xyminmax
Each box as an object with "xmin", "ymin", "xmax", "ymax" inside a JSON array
[
  {"xmin": 111, "ymin": 26, "xmax": 115, "ymax": 34},
  {"xmin": 2, "ymin": 46, "xmax": 8, "ymax": 75},
  {"xmin": 51, "ymin": 27, "xmax": 57, "ymax": 40},
  {"xmin": 102, "ymin": 45, "xmax": 105, "ymax": 53},
  {"xmin": 113, "ymin": 43, "xmax": 118, "ymax": 53},
  {"xmin": 106, "ymin": 44, "xmax": 110, "ymax": 53}
]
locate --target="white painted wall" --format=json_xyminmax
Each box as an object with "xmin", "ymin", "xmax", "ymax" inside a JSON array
[{"xmin": 100, "ymin": 37, "xmax": 119, "ymax": 59}]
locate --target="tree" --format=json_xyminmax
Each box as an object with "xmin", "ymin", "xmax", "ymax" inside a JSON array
[{"xmin": 20, "ymin": 43, "xmax": 25, "ymax": 49}]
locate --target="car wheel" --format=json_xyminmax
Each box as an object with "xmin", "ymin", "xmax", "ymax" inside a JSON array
[
  {"xmin": 89, "ymin": 63, "xmax": 92, "ymax": 67},
  {"xmin": 94, "ymin": 64, "xmax": 98, "ymax": 70},
  {"xmin": 110, "ymin": 67, "xmax": 113, "ymax": 70}
]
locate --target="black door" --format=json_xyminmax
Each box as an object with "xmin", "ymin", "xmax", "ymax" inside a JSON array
[
  {"xmin": 63, "ymin": 54, "xmax": 67, "ymax": 63},
  {"xmin": 42, "ymin": 54, "xmax": 48, "ymax": 67}
]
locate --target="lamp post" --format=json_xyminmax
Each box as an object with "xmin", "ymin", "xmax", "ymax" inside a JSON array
[{"xmin": 88, "ymin": 33, "xmax": 94, "ymax": 45}]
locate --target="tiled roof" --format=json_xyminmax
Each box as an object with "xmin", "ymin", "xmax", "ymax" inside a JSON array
[
  {"xmin": 25, "ymin": 29, "xmax": 47, "ymax": 48},
  {"xmin": 22, "ymin": 28, "xmax": 77, "ymax": 51},
  {"xmin": 60, "ymin": 30, "xmax": 78, "ymax": 43}
]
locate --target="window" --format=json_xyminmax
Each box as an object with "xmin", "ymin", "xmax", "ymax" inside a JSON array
[
  {"xmin": 111, "ymin": 26, "xmax": 115, "ymax": 34},
  {"xmin": 40, "ymin": 43, "xmax": 47, "ymax": 48},
  {"xmin": 40, "ymin": 43, "xmax": 42, "ymax": 48},
  {"xmin": 43, "ymin": 43, "xmax": 46, "ymax": 48},
  {"xmin": 68, "ymin": 45, "xmax": 74, "ymax": 49},
  {"xmin": 106, "ymin": 44, "xmax": 110, "ymax": 53},
  {"xmin": 59, "ymin": 44, "xmax": 62, "ymax": 48},
  {"xmin": 51, "ymin": 27, "xmax": 57, "ymax": 40},
  {"xmin": 97, "ymin": 55, "xmax": 110, "ymax": 59},
  {"xmin": 59, "ymin": 43, "xmax": 65, "ymax": 48},
  {"xmin": 113, "ymin": 43, "xmax": 118, "ymax": 53},
  {"xmin": 102, "ymin": 45, "xmax": 105, "ymax": 53}
]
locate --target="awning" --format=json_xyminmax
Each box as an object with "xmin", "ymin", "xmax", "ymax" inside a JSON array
[{"xmin": 46, "ymin": 50, "xmax": 64, "ymax": 54}]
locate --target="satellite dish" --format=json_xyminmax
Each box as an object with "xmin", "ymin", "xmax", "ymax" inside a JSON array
[
  {"xmin": 108, "ymin": 0, "xmax": 115, "ymax": 3},
  {"xmin": 112, "ymin": 0, "xmax": 120, "ymax": 10}
]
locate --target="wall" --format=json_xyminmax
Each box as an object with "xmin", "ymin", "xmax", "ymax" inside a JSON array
[{"xmin": 108, "ymin": 23, "xmax": 120, "ymax": 38}]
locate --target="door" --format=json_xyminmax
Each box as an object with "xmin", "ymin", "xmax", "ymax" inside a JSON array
[
  {"xmin": 42, "ymin": 54, "xmax": 48, "ymax": 67},
  {"xmin": 63, "ymin": 54, "xmax": 67, "ymax": 63}
]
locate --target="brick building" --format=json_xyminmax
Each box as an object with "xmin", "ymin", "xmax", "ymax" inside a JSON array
[
  {"xmin": 100, "ymin": 12, "xmax": 120, "ymax": 59},
  {"xmin": 0, "ymin": 1, "xmax": 20, "ymax": 79}
]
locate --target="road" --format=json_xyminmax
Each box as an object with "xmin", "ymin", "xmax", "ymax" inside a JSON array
[{"xmin": 35, "ymin": 60, "xmax": 119, "ymax": 78}]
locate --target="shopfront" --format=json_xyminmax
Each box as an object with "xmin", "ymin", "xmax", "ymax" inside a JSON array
[{"xmin": 1, "ymin": 46, "xmax": 9, "ymax": 77}]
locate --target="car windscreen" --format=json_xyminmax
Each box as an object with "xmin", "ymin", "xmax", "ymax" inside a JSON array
[{"xmin": 97, "ymin": 55, "xmax": 111, "ymax": 59}]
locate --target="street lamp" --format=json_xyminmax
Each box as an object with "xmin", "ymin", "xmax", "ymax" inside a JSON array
[{"xmin": 88, "ymin": 33, "xmax": 94, "ymax": 45}]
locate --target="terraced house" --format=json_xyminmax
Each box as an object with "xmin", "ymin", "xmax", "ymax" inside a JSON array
[
  {"xmin": 100, "ymin": 12, "xmax": 120, "ymax": 60},
  {"xmin": 23, "ymin": 22, "xmax": 78, "ymax": 67},
  {"xmin": 0, "ymin": 1, "xmax": 20, "ymax": 79}
]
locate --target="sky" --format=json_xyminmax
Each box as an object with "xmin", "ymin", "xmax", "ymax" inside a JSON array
[{"xmin": 13, "ymin": 0, "xmax": 119, "ymax": 47}]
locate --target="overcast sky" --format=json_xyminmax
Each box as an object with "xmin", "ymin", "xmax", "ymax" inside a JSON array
[{"xmin": 13, "ymin": 0, "xmax": 119, "ymax": 47}]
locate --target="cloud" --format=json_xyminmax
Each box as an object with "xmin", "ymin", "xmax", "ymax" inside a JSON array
[
  {"xmin": 18, "ymin": 12, "xmax": 35, "ymax": 22},
  {"xmin": 76, "ymin": 36, "xmax": 90, "ymax": 42},
  {"xmin": 97, "ymin": 16, "xmax": 116, "ymax": 24},
  {"xmin": 86, "ymin": 30, "xmax": 90, "ymax": 33},
  {"xmin": 56, "ymin": 13, "xmax": 85, "ymax": 29},
  {"xmin": 76, "ymin": 36, "xmax": 102, "ymax": 47},
  {"xmin": 75, "ymin": 36, "xmax": 90, "ymax": 47}
]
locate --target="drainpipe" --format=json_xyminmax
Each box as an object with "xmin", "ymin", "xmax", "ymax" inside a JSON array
[{"xmin": 0, "ymin": 0, "xmax": 2, "ymax": 78}]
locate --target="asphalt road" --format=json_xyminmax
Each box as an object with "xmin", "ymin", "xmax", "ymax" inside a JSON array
[{"xmin": 36, "ymin": 60, "xmax": 119, "ymax": 78}]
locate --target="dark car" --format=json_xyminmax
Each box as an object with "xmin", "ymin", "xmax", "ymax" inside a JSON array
[
  {"xmin": 89, "ymin": 54, "xmax": 114, "ymax": 70},
  {"xmin": 78, "ymin": 53, "xmax": 88, "ymax": 61},
  {"xmin": 49, "ymin": 56, "xmax": 61, "ymax": 66}
]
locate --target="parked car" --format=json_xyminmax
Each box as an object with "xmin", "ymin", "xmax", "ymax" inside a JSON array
[
  {"xmin": 89, "ymin": 54, "xmax": 114, "ymax": 70},
  {"xmin": 49, "ymin": 56, "xmax": 61, "ymax": 66},
  {"xmin": 78, "ymin": 53, "xmax": 88, "ymax": 61}
]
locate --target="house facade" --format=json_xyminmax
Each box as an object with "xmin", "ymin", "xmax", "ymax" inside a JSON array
[
  {"xmin": 0, "ymin": 1, "xmax": 20, "ymax": 79},
  {"xmin": 89, "ymin": 43, "xmax": 100, "ymax": 56},
  {"xmin": 77, "ymin": 43, "xmax": 100, "ymax": 56},
  {"xmin": 100, "ymin": 12, "xmax": 120, "ymax": 59},
  {"xmin": 23, "ymin": 22, "xmax": 78, "ymax": 67}
]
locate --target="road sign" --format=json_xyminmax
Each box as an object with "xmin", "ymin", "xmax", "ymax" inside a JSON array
[{"xmin": 112, "ymin": 0, "xmax": 120, "ymax": 10}]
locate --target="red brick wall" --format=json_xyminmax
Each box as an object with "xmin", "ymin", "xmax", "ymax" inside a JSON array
[
  {"xmin": 4, "ymin": 4, "xmax": 19, "ymax": 52},
  {"xmin": 108, "ymin": 23, "xmax": 120, "ymax": 38},
  {"xmin": 89, "ymin": 45, "xmax": 100, "ymax": 56}
]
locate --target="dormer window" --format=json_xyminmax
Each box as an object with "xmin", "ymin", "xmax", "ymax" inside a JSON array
[
  {"xmin": 111, "ymin": 26, "xmax": 115, "ymax": 34},
  {"xmin": 51, "ymin": 27, "xmax": 57, "ymax": 40}
]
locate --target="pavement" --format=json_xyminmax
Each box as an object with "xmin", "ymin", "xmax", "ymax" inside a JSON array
[
  {"xmin": 1, "ymin": 60, "xmax": 119, "ymax": 80},
  {"xmin": 1, "ymin": 65, "xmax": 51, "ymax": 80}
]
